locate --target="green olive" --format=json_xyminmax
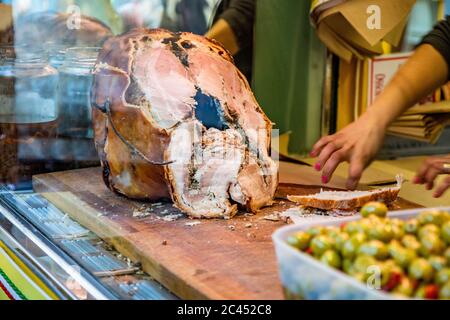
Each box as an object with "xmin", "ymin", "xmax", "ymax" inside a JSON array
[
  {"xmin": 367, "ymin": 215, "xmax": 383, "ymax": 224},
  {"xmin": 390, "ymin": 218, "xmax": 404, "ymax": 227},
  {"xmin": 428, "ymin": 256, "xmax": 447, "ymax": 272},
  {"xmin": 360, "ymin": 260, "xmax": 391, "ymax": 285},
  {"xmin": 357, "ymin": 240, "xmax": 389, "ymax": 260},
  {"xmin": 418, "ymin": 210, "xmax": 448, "ymax": 226},
  {"xmin": 343, "ymin": 258, "xmax": 354, "ymax": 274},
  {"xmin": 408, "ymin": 258, "xmax": 435, "ymax": 282},
  {"xmin": 353, "ymin": 233, "xmax": 368, "ymax": 243},
  {"xmin": 388, "ymin": 239, "xmax": 402, "ymax": 248},
  {"xmin": 404, "ymin": 219, "xmax": 419, "ymax": 234},
  {"xmin": 435, "ymin": 268, "xmax": 450, "ymax": 286},
  {"xmin": 388, "ymin": 240, "xmax": 402, "ymax": 256},
  {"xmin": 310, "ymin": 235, "xmax": 335, "ymax": 257},
  {"xmin": 439, "ymin": 211, "xmax": 450, "ymax": 223},
  {"xmin": 392, "ymin": 277, "xmax": 414, "ymax": 297},
  {"xmin": 445, "ymin": 248, "xmax": 450, "ymax": 266},
  {"xmin": 353, "ymin": 255, "xmax": 377, "ymax": 275},
  {"xmin": 391, "ymin": 224, "xmax": 405, "ymax": 240},
  {"xmin": 295, "ymin": 231, "xmax": 312, "ymax": 250},
  {"xmin": 341, "ymin": 240, "xmax": 358, "ymax": 260},
  {"xmin": 324, "ymin": 226, "xmax": 341, "ymax": 238},
  {"xmin": 353, "ymin": 272, "xmax": 366, "ymax": 283},
  {"xmin": 390, "ymin": 246, "xmax": 417, "ymax": 269},
  {"xmin": 441, "ymin": 221, "xmax": 450, "ymax": 245},
  {"xmin": 419, "ymin": 234, "xmax": 445, "ymax": 257},
  {"xmin": 402, "ymin": 235, "xmax": 421, "ymax": 252},
  {"xmin": 360, "ymin": 219, "xmax": 375, "ymax": 234},
  {"xmin": 343, "ymin": 221, "xmax": 358, "ymax": 235},
  {"xmin": 287, "ymin": 232, "xmax": 311, "ymax": 251},
  {"xmin": 414, "ymin": 285, "xmax": 427, "ymax": 299},
  {"xmin": 344, "ymin": 221, "xmax": 370, "ymax": 235},
  {"xmin": 306, "ymin": 226, "xmax": 325, "ymax": 237},
  {"xmin": 286, "ymin": 236, "xmax": 299, "ymax": 248},
  {"xmin": 418, "ymin": 224, "xmax": 441, "ymax": 239},
  {"xmin": 439, "ymin": 281, "xmax": 450, "ymax": 299},
  {"xmin": 368, "ymin": 224, "xmax": 395, "ymax": 243},
  {"xmin": 360, "ymin": 202, "xmax": 388, "ymax": 218},
  {"xmin": 383, "ymin": 259, "xmax": 404, "ymax": 277},
  {"xmin": 341, "ymin": 234, "xmax": 366, "ymax": 259},
  {"xmin": 387, "ymin": 239, "xmax": 405, "ymax": 257},
  {"xmin": 335, "ymin": 232, "xmax": 350, "ymax": 252},
  {"xmin": 320, "ymin": 250, "xmax": 342, "ymax": 269}
]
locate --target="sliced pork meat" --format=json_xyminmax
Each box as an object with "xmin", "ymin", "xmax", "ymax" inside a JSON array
[{"xmin": 92, "ymin": 28, "xmax": 278, "ymax": 218}]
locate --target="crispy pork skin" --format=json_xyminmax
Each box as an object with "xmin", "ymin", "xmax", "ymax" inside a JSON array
[{"xmin": 92, "ymin": 29, "xmax": 278, "ymax": 218}]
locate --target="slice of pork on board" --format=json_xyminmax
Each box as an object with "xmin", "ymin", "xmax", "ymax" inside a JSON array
[
  {"xmin": 287, "ymin": 176, "xmax": 404, "ymax": 211},
  {"xmin": 92, "ymin": 28, "xmax": 278, "ymax": 219}
]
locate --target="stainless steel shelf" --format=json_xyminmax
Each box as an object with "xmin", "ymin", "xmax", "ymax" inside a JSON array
[{"xmin": 0, "ymin": 187, "xmax": 176, "ymax": 300}]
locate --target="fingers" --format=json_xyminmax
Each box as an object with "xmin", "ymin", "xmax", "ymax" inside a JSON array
[
  {"xmin": 346, "ymin": 154, "xmax": 366, "ymax": 190},
  {"xmin": 433, "ymin": 176, "xmax": 450, "ymax": 198},
  {"xmin": 316, "ymin": 142, "xmax": 342, "ymax": 172},
  {"xmin": 413, "ymin": 156, "xmax": 450, "ymax": 197},
  {"xmin": 310, "ymin": 135, "xmax": 333, "ymax": 158},
  {"xmin": 425, "ymin": 164, "xmax": 442, "ymax": 190},
  {"xmin": 414, "ymin": 157, "xmax": 432, "ymax": 184},
  {"xmin": 322, "ymin": 149, "xmax": 348, "ymax": 183},
  {"xmin": 414, "ymin": 157, "xmax": 447, "ymax": 188}
]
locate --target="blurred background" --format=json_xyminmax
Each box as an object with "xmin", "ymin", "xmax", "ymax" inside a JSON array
[
  {"xmin": 1, "ymin": 0, "xmax": 220, "ymax": 34},
  {"xmin": 0, "ymin": 0, "xmax": 221, "ymax": 189},
  {"xmin": 1, "ymin": 0, "xmax": 450, "ymax": 301},
  {"xmin": 1, "ymin": 0, "xmax": 450, "ymax": 190}
]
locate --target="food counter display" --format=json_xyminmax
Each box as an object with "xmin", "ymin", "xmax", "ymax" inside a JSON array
[
  {"xmin": 274, "ymin": 204, "xmax": 450, "ymax": 300},
  {"xmin": 0, "ymin": 187, "xmax": 176, "ymax": 300},
  {"xmin": 2, "ymin": 169, "xmax": 450, "ymax": 300}
]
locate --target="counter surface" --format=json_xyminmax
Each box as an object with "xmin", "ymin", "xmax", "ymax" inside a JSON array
[{"xmin": 32, "ymin": 164, "xmax": 419, "ymax": 300}]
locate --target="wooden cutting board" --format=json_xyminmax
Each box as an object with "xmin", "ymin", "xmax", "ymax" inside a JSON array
[{"xmin": 32, "ymin": 166, "xmax": 419, "ymax": 300}]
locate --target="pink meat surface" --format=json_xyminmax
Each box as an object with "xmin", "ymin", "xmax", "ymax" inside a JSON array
[{"xmin": 92, "ymin": 29, "xmax": 278, "ymax": 218}]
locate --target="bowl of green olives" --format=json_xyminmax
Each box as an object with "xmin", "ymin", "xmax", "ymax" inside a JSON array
[{"xmin": 272, "ymin": 203, "xmax": 450, "ymax": 300}]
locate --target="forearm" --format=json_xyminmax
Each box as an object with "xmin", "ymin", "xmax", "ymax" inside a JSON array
[
  {"xmin": 205, "ymin": 18, "xmax": 239, "ymax": 55},
  {"xmin": 207, "ymin": 0, "xmax": 255, "ymax": 55},
  {"xmin": 366, "ymin": 44, "xmax": 448, "ymax": 129}
]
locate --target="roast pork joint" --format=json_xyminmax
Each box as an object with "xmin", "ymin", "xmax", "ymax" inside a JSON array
[{"xmin": 92, "ymin": 29, "xmax": 278, "ymax": 219}]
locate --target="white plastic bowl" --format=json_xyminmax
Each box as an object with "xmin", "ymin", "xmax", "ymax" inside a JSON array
[{"xmin": 272, "ymin": 207, "xmax": 450, "ymax": 300}]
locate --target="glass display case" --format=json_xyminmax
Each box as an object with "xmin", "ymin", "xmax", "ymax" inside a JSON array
[
  {"xmin": 0, "ymin": 0, "xmax": 221, "ymax": 300},
  {"xmin": 2, "ymin": 0, "xmax": 446, "ymax": 302}
]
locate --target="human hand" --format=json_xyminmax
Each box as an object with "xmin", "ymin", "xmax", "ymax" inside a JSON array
[
  {"xmin": 310, "ymin": 112, "xmax": 387, "ymax": 190},
  {"xmin": 413, "ymin": 155, "xmax": 450, "ymax": 198}
]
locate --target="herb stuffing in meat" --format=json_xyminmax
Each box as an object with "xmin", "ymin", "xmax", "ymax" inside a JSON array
[{"xmin": 92, "ymin": 29, "xmax": 278, "ymax": 219}]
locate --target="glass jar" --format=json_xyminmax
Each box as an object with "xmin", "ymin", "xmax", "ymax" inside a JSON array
[
  {"xmin": 57, "ymin": 47, "xmax": 100, "ymax": 139},
  {"xmin": 47, "ymin": 43, "xmax": 67, "ymax": 70},
  {"xmin": 55, "ymin": 46, "xmax": 101, "ymax": 171},
  {"xmin": 0, "ymin": 46, "xmax": 58, "ymax": 189}
]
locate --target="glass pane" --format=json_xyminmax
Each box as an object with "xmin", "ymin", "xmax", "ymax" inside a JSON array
[{"xmin": 0, "ymin": 0, "xmax": 226, "ymax": 300}]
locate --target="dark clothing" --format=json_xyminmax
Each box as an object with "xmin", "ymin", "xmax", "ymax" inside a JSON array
[
  {"xmin": 421, "ymin": 15, "xmax": 450, "ymax": 79},
  {"xmin": 213, "ymin": 0, "xmax": 255, "ymax": 81},
  {"xmin": 176, "ymin": 0, "xmax": 209, "ymax": 35}
]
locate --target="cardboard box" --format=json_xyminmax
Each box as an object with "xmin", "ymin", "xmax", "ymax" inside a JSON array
[
  {"xmin": 313, "ymin": 0, "xmax": 416, "ymax": 62},
  {"xmin": 367, "ymin": 52, "xmax": 412, "ymax": 106}
]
